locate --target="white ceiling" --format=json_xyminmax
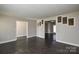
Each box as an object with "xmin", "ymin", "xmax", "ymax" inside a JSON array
[{"xmin": 0, "ymin": 4, "xmax": 79, "ymax": 19}]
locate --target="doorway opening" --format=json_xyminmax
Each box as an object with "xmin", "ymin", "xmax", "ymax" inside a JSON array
[
  {"xmin": 16, "ymin": 21, "xmax": 28, "ymax": 53},
  {"xmin": 45, "ymin": 20, "xmax": 56, "ymax": 46}
]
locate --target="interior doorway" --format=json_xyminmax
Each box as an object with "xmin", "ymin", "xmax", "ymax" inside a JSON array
[
  {"xmin": 16, "ymin": 21, "xmax": 28, "ymax": 38},
  {"xmin": 16, "ymin": 21, "xmax": 28, "ymax": 53},
  {"xmin": 45, "ymin": 20, "xmax": 56, "ymax": 46}
]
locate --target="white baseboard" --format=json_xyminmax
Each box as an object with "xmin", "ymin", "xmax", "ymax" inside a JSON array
[
  {"xmin": 56, "ymin": 40, "xmax": 79, "ymax": 47},
  {"xmin": 16, "ymin": 35, "xmax": 27, "ymax": 37},
  {"xmin": 36, "ymin": 35, "xmax": 45, "ymax": 39},
  {"xmin": 0, "ymin": 39, "xmax": 17, "ymax": 44},
  {"xmin": 28, "ymin": 35, "xmax": 37, "ymax": 38}
]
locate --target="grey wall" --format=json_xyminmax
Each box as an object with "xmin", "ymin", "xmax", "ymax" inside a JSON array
[
  {"xmin": 37, "ymin": 11, "xmax": 79, "ymax": 46},
  {"xmin": 56, "ymin": 16, "xmax": 79, "ymax": 46},
  {"xmin": 36, "ymin": 20, "xmax": 45, "ymax": 38},
  {"xmin": 0, "ymin": 15, "xmax": 28, "ymax": 44},
  {"xmin": 0, "ymin": 15, "xmax": 37, "ymax": 44},
  {"xmin": 28, "ymin": 20, "xmax": 36, "ymax": 38},
  {"xmin": 0, "ymin": 16, "xmax": 16, "ymax": 43}
]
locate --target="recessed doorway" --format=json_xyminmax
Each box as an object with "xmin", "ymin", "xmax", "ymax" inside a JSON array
[{"xmin": 45, "ymin": 20, "xmax": 56, "ymax": 46}]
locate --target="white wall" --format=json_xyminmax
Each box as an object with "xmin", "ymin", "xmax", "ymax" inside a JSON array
[
  {"xmin": 53, "ymin": 25, "xmax": 56, "ymax": 33},
  {"xmin": 28, "ymin": 20, "xmax": 37, "ymax": 38},
  {"xmin": 16, "ymin": 21, "xmax": 28, "ymax": 37},
  {"xmin": 37, "ymin": 11, "xmax": 79, "ymax": 46}
]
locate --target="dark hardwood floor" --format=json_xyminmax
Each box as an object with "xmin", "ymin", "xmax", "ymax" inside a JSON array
[
  {"xmin": 0, "ymin": 41, "xmax": 16, "ymax": 54},
  {"xmin": 0, "ymin": 36, "xmax": 79, "ymax": 54}
]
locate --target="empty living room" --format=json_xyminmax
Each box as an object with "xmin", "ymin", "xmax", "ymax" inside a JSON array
[{"xmin": 0, "ymin": 4, "xmax": 79, "ymax": 55}]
